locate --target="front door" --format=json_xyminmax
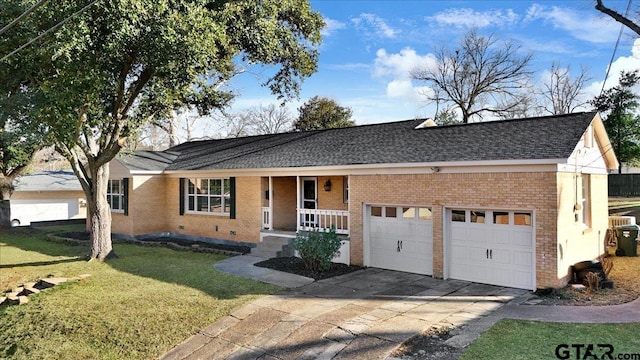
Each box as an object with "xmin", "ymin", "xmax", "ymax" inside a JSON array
[{"xmin": 301, "ymin": 177, "xmax": 317, "ymax": 227}]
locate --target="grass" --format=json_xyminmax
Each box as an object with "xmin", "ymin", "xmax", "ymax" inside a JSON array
[
  {"xmin": 0, "ymin": 227, "xmax": 279, "ymax": 359},
  {"xmin": 460, "ymin": 320, "xmax": 640, "ymax": 360}
]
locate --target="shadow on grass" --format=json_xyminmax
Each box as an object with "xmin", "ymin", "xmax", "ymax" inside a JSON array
[{"xmin": 0, "ymin": 258, "xmax": 84, "ymax": 269}]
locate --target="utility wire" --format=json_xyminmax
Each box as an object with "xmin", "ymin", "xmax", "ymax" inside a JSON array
[
  {"xmin": 0, "ymin": 0, "xmax": 101, "ymax": 63},
  {"xmin": 0, "ymin": 0, "xmax": 49, "ymax": 36},
  {"xmin": 600, "ymin": 0, "xmax": 634, "ymax": 96}
]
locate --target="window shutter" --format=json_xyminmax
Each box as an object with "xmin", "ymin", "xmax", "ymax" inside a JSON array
[
  {"xmin": 123, "ymin": 178, "xmax": 129, "ymax": 216},
  {"xmin": 229, "ymin": 177, "xmax": 236, "ymax": 219},
  {"xmin": 179, "ymin": 178, "xmax": 185, "ymax": 215}
]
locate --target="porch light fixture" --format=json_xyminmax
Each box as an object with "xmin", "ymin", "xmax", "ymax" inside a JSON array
[{"xmin": 324, "ymin": 179, "xmax": 332, "ymax": 192}]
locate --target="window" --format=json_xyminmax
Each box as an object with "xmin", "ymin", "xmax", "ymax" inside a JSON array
[
  {"xmin": 371, "ymin": 206, "xmax": 382, "ymax": 217},
  {"xmin": 385, "ymin": 207, "xmax": 397, "ymax": 218},
  {"xmin": 451, "ymin": 210, "xmax": 466, "ymax": 222},
  {"xmin": 493, "ymin": 211, "xmax": 509, "ymax": 225},
  {"xmin": 107, "ymin": 179, "xmax": 124, "ymax": 212},
  {"xmin": 514, "ymin": 212, "xmax": 532, "ymax": 226},
  {"xmin": 186, "ymin": 178, "xmax": 231, "ymax": 215},
  {"xmin": 418, "ymin": 207, "xmax": 432, "ymax": 220},
  {"xmin": 402, "ymin": 207, "xmax": 415, "ymax": 219},
  {"xmin": 470, "ymin": 211, "xmax": 486, "ymax": 223},
  {"xmin": 582, "ymin": 174, "xmax": 591, "ymax": 227},
  {"xmin": 343, "ymin": 176, "xmax": 349, "ymax": 203}
]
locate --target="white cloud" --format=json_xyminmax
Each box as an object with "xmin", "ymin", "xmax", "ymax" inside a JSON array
[
  {"xmin": 525, "ymin": 5, "xmax": 622, "ymax": 43},
  {"xmin": 351, "ymin": 13, "xmax": 399, "ymax": 39},
  {"xmin": 373, "ymin": 47, "xmax": 437, "ymax": 79},
  {"xmin": 321, "ymin": 17, "xmax": 346, "ymax": 37},
  {"xmin": 372, "ymin": 47, "xmax": 438, "ymax": 105},
  {"xmin": 426, "ymin": 8, "xmax": 519, "ymax": 29},
  {"xmin": 584, "ymin": 39, "xmax": 640, "ymax": 98}
]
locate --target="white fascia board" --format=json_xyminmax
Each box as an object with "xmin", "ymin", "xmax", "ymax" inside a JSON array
[
  {"xmin": 128, "ymin": 170, "xmax": 165, "ymax": 175},
  {"xmin": 162, "ymin": 159, "xmax": 564, "ymax": 178}
]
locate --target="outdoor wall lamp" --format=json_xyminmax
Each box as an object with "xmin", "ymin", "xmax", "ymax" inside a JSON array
[{"xmin": 324, "ymin": 179, "xmax": 332, "ymax": 192}]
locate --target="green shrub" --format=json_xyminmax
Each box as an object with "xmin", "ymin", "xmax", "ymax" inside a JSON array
[{"xmin": 292, "ymin": 227, "xmax": 342, "ymax": 272}]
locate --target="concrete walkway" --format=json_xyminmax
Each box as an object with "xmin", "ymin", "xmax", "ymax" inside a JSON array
[
  {"xmin": 214, "ymin": 255, "xmax": 315, "ymax": 288},
  {"xmin": 162, "ymin": 260, "xmax": 526, "ymax": 360}
]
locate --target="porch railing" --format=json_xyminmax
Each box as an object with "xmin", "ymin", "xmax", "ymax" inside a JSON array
[
  {"xmin": 261, "ymin": 207, "xmax": 270, "ymax": 229},
  {"xmin": 298, "ymin": 208, "xmax": 349, "ymax": 235}
]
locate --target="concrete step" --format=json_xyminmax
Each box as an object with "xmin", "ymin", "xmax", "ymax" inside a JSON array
[
  {"xmin": 250, "ymin": 248, "xmax": 278, "ymax": 259},
  {"xmin": 251, "ymin": 236, "xmax": 295, "ymax": 259}
]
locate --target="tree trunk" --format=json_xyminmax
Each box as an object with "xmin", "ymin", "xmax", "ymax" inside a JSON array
[
  {"xmin": 0, "ymin": 177, "xmax": 14, "ymax": 229},
  {"xmin": 88, "ymin": 164, "xmax": 115, "ymax": 260},
  {"xmin": 168, "ymin": 111, "xmax": 179, "ymax": 148}
]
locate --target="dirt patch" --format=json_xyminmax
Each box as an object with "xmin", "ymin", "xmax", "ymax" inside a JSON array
[
  {"xmin": 254, "ymin": 256, "xmax": 363, "ymax": 280},
  {"xmin": 391, "ymin": 326, "xmax": 464, "ymax": 360},
  {"xmin": 533, "ymin": 256, "xmax": 640, "ymax": 306}
]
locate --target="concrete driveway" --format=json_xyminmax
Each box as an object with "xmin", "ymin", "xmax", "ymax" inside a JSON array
[{"xmin": 161, "ymin": 265, "xmax": 526, "ymax": 360}]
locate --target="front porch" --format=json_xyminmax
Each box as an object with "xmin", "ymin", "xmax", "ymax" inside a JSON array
[{"xmin": 259, "ymin": 175, "xmax": 350, "ymax": 235}]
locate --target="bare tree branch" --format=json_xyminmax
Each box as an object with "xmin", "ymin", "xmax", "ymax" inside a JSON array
[{"xmin": 595, "ymin": 0, "xmax": 640, "ymax": 36}]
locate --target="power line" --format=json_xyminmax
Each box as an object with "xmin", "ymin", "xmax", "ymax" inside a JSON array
[
  {"xmin": 0, "ymin": 0, "xmax": 49, "ymax": 36},
  {"xmin": 600, "ymin": 0, "xmax": 633, "ymax": 96},
  {"xmin": 0, "ymin": 0, "xmax": 101, "ymax": 63}
]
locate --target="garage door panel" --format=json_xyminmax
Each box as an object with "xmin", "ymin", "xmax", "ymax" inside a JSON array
[
  {"xmin": 448, "ymin": 209, "xmax": 534, "ymax": 290},
  {"xmin": 368, "ymin": 205, "xmax": 433, "ymax": 276}
]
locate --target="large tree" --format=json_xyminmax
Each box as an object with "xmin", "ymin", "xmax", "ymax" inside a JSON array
[
  {"xmin": 591, "ymin": 70, "xmax": 640, "ymax": 174},
  {"xmin": 539, "ymin": 63, "xmax": 591, "ymax": 115},
  {"xmin": 0, "ymin": 0, "xmax": 323, "ymax": 260},
  {"xmin": 294, "ymin": 96, "xmax": 355, "ymax": 131},
  {"xmin": 411, "ymin": 30, "xmax": 533, "ymax": 123},
  {"xmin": 595, "ymin": 0, "xmax": 640, "ymax": 36}
]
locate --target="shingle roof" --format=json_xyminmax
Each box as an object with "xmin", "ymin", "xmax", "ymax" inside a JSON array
[
  {"xmin": 116, "ymin": 150, "xmax": 178, "ymax": 171},
  {"xmin": 14, "ymin": 170, "xmax": 82, "ymax": 192},
  {"xmin": 120, "ymin": 112, "xmax": 596, "ymax": 171}
]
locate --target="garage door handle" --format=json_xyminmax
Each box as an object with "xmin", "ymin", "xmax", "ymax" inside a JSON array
[
  {"xmin": 486, "ymin": 249, "xmax": 489, "ymax": 259},
  {"xmin": 490, "ymin": 249, "xmax": 493, "ymax": 259},
  {"xmin": 397, "ymin": 241, "xmax": 401, "ymax": 252}
]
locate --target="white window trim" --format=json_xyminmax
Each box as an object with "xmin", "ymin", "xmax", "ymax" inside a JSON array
[
  {"xmin": 185, "ymin": 178, "xmax": 231, "ymax": 216},
  {"xmin": 582, "ymin": 174, "xmax": 591, "ymax": 228},
  {"xmin": 107, "ymin": 179, "xmax": 125, "ymax": 213}
]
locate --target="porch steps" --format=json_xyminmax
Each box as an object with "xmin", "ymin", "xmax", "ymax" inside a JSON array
[{"xmin": 250, "ymin": 236, "xmax": 294, "ymax": 259}]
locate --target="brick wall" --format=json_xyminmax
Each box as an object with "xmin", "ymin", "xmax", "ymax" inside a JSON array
[
  {"xmin": 318, "ymin": 176, "xmax": 348, "ymax": 211},
  {"xmin": 165, "ymin": 176, "xmax": 262, "ymax": 243},
  {"xmin": 349, "ymin": 172, "xmax": 561, "ymax": 289}
]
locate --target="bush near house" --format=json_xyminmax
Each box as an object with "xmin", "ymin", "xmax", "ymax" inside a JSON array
[{"xmin": 292, "ymin": 227, "xmax": 342, "ymax": 272}]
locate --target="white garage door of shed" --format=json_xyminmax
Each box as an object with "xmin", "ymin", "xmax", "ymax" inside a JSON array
[
  {"xmin": 11, "ymin": 199, "xmax": 79, "ymax": 226},
  {"xmin": 448, "ymin": 209, "xmax": 534, "ymax": 290},
  {"xmin": 368, "ymin": 205, "xmax": 433, "ymax": 275}
]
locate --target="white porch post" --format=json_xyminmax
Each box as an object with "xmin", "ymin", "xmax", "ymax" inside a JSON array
[
  {"xmin": 268, "ymin": 176, "xmax": 273, "ymax": 230},
  {"xmin": 296, "ymin": 175, "xmax": 300, "ymax": 232}
]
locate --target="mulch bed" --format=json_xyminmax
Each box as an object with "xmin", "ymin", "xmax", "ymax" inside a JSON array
[
  {"xmin": 51, "ymin": 232, "xmax": 252, "ymax": 255},
  {"xmin": 254, "ymin": 256, "xmax": 363, "ymax": 280}
]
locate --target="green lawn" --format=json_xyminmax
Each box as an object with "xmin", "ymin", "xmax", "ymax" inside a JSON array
[
  {"xmin": 0, "ymin": 227, "xmax": 279, "ymax": 359},
  {"xmin": 461, "ymin": 319, "xmax": 640, "ymax": 360}
]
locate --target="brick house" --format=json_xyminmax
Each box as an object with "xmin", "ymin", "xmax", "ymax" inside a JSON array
[{"xmin": 108, "ymin": 112, "xmax": 617, "ymax": 290}]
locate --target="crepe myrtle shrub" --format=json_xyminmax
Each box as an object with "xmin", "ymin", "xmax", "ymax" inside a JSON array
[{"xmin": 293, "ymin": 226, "xmax": 341, "ymax": 272}]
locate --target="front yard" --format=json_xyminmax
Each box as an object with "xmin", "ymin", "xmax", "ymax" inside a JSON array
[{"xmin": 0, "ymin": 227, "xmax": 279, "ymax": 359}]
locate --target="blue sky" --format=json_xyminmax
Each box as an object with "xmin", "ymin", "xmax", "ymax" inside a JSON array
[{"xmin": 222, "ymin": 0, "xmax": 640, "ymax": 129}]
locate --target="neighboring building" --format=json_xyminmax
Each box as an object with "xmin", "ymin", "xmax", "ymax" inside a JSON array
[
  {"xmin": 11, "ymin": 170, "xmax": 87, "ymax": 226},
  {"xmin": 108, "ymin": 112, "xmax": 617, "ymax": 290}
]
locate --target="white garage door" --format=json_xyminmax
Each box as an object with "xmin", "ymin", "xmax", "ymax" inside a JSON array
[
  {"xmin": 448, "ymin": 209, "xmax": 534, "ymax": 290},
  {"xmin": 368, "ymin": 205, "xmax": 433, "ymax": 275},
  {"xmin": 11, "ymin": 199, "xmax": 79, "ymax": 226}
]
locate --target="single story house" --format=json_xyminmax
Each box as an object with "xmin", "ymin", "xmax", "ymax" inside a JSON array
[
  {"xmin": 108, "ymin": 112, "xmax": 617, "ymax": 290},
  {"xmin": 11, "ymin": 170, "xmax": 87, "ymax": 226}
]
